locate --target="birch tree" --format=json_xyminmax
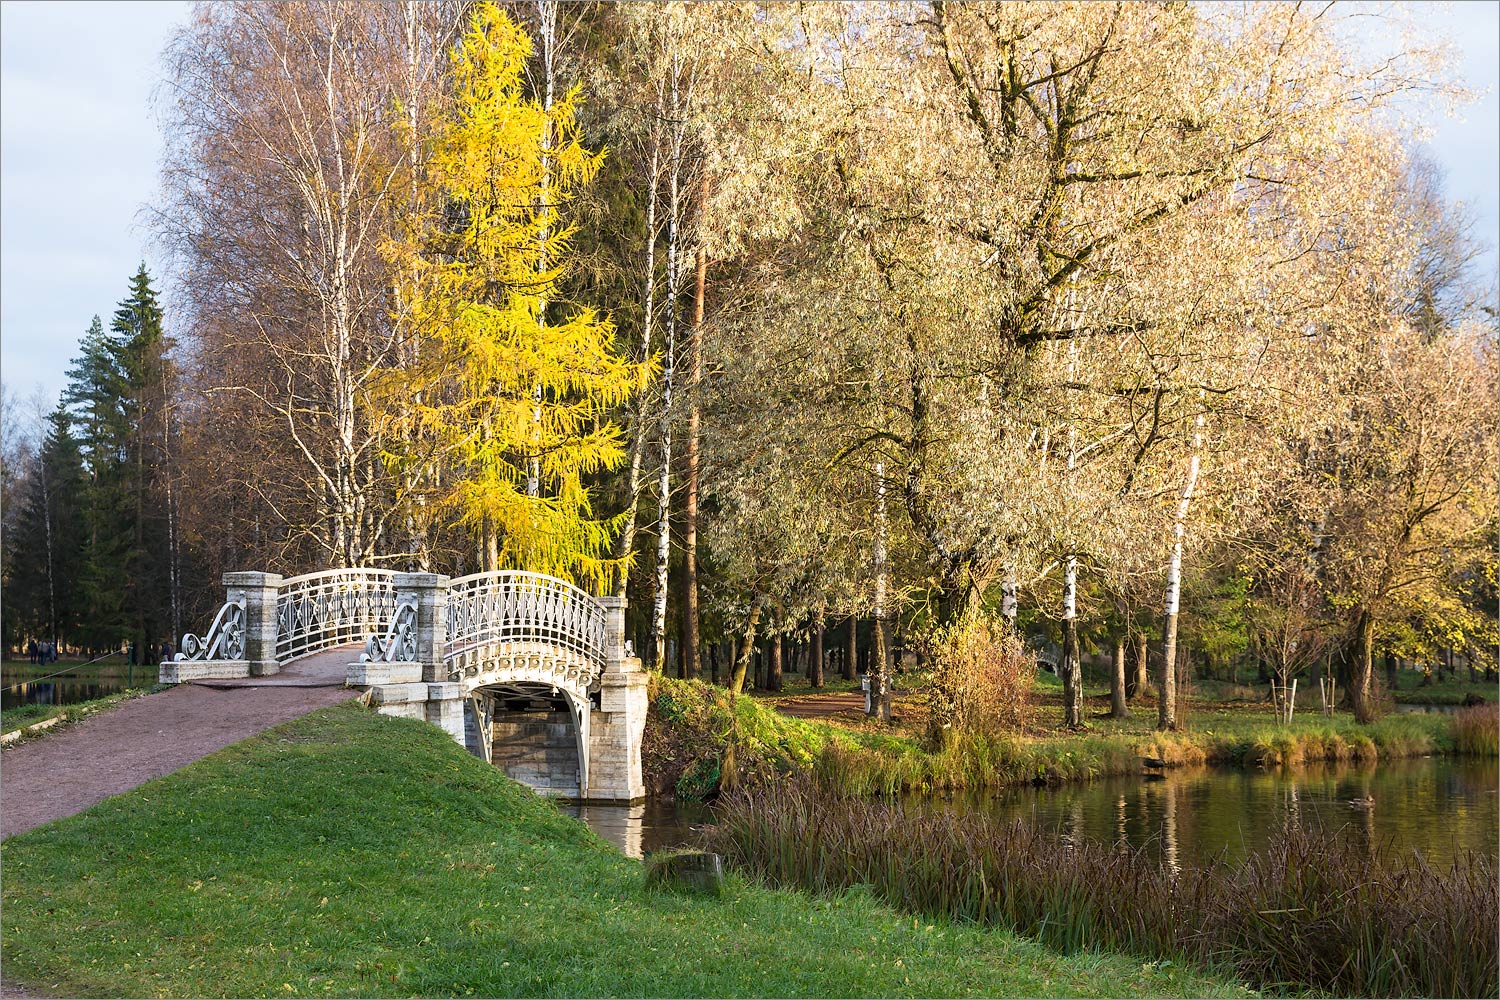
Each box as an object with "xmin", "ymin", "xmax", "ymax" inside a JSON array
[{"xmin": 160, "ymin": 1, "xmax": 419, "ymax": 566}]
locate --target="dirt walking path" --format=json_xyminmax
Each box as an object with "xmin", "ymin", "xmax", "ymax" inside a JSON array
[
  {"xmin": 1, "ymin": 646, "xmax": 362, "ymax": 840},
  {"xmin": 774, "ymin": 692, "xmax": 868, "ymax": 718}
]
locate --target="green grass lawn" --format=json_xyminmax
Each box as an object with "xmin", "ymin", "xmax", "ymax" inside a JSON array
[
  {"xmin": 1388, "ymin": 668, "xmax": 1496, "ymax": 705},
  {"xmin": 0, "ymin": 704, "xmax": 1247, "ymax": 999}
]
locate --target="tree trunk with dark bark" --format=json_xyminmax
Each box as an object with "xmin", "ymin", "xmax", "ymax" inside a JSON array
[
  {"xmin": 844, "ymin": 616, "xmax": 858, "ymax": 681},
  {"xmin": 1062, "ymin": 616, "xmax": 1083, "ymax": 727},
  {"xmin": 728, "ymin": 605, "xmax": 761, "ymax": 698},
  {"xmin": 1132, "ymin": 631, "xmax": 1150, "ymax": 700},
  {"xmin": 1158, "ymin": 606, "xmax": 1180, "ymax": 731},
  {"xmin": 769, "ymin": 631, "xmax": 783, "ymax": 692},
  {"xmin": 870, "ymin": 615, "xmax": 891, "ymax": 721},
  {"xmin": 810, "ymin": 608, "xmax": 824, "ymax": 688}
]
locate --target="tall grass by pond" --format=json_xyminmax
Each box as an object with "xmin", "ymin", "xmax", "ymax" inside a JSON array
[
  {"xmin": 802, "ymin": 710, "xmax": 1464, "ymax": 797},
  {"xmin": 708, "ymin": 779, "xmax": 1499, "ymax": 998},
  {"xmin": 1454, "ymin": 703, "xmax": 1499, "ymax": 756}
]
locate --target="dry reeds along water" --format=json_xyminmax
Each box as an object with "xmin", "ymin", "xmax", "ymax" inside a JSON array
[
  {"xmin": 707, "ymin": 778, "xmax": 1500, "ymax": 999},
  {"xmin": 1454, "ymin": 703, "xmax": 1499, "ymax": 756}
]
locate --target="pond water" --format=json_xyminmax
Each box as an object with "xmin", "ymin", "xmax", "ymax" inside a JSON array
[
  {"xmin": 1, "ymin": 662, "xmax": 158, "ymax": 713},
  {"xmin": 575, "ymin": 756, "xmax": 1498, "ymax": 868},
  {"xmin": 558, "ymin": 798, "xmax": 717, "ymax": 859},
  {"xmin": 1395, "ymin": 702, "xmax": 1464, "ymax": 715}
]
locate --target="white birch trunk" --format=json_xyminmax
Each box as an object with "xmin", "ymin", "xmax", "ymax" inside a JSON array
[
  {"xmin": 1001, "ymin": 558, "xmax": 1018, "ymax": 625},
  {"xmin": 1060, "ymin": 336, "xmax": 1083, "ymax": 726},
  {"xmin": 612, "ymin": 84, "xmax": 664, "ymax": 597},
  {"xmin": 651, "ymin": 56, "xmax": 687, "ymax": 671},
  {"xmin": 1158, "ymin": 410, "xmax": 1205, "ymax": 731}
]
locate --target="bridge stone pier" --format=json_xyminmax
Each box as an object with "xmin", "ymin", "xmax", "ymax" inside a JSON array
[{"xmin": 163, "ymin": 568, "xmax": 647, "ymax": 803}]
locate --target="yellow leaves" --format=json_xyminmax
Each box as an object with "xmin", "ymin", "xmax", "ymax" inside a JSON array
[{"xmin": 382, "ymin": 2, "xmax": 640, "ymax": 591}]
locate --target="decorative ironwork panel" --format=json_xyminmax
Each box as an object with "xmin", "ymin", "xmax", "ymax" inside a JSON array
[
  {"xmin": 444, "ymin": 571, "xmax": 608, "ymax": 685},
  {"xmin": 363, "ymin": 600, "xmax": 419, "ymax": 663},
  {"xmin": 178, "ymin": 599, "xmax": 246, "ymax": 661},
  {"xmin": 275, "ymin": 569, "xmax": 398, "ymax": 661}
]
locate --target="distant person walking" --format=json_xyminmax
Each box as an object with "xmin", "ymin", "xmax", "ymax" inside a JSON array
[{"xmin": 27, "ymin": 639, "xmax": 38, "ymax": 664}]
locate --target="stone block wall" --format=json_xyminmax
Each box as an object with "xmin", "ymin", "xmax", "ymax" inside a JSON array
[
  {"xmin": 159, "ymin": 659, "xmax": 251, "ymax": 683},
  {"xmin": 490, "ymin": 712, "xmax": 581, "ymax": 797},
  {"xmin": 586, "ymin": 660, "xmax": 647, "ymax": 803}
]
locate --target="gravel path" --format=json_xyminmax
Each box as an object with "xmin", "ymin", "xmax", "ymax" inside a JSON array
[{"xmin": 1, "ymin": 647, "xmax": 362, "ymax": 840}]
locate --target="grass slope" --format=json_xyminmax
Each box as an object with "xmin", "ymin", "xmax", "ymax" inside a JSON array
[{"xmin": 0, "ymin": 705, "xmax": 1246, "ymax": 999}]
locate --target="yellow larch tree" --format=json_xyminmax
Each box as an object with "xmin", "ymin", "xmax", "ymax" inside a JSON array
[{"xmin": 391, "ymin": 1, "xmax": 637, "ymax": 589}]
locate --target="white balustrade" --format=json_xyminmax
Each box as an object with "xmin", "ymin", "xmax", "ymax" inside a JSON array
[
  {"xmin": 444, "ymin": 571, "xmax": 609, "ymax": 685},
  {"xmin": 178, "ymin": 567, "xmax": 612, "ymax": 682},
  {"xmin": 275, "ymin": 569, "xmax": 398, "ymax": 662}
]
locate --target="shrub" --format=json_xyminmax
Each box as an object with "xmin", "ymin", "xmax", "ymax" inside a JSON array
[
  {"xmin": 643, "ymin": 675, "xmax": 853, "ymax": 799},
  {"xmin": 921, "ymin": 609, "xmax": 1031, "ymax": 745}
]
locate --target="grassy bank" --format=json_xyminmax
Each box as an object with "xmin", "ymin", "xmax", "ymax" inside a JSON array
[
  {"xmin": 648, "ymin": 675, "xmax": 1485, "ymax": 800},
  {"xmin": 708, "ymin": 779, "xmax": 1499, "ymax": 998},
  {"xmin": 1455, "ymin": 704, "xmax": 1499, "ymax": 755},
  {"xmin": 1, "ymin": 704, "xmax": 1245, "ymax": 999},
  {"xmin": 1, "ymin": 688, "xmax": 151, "ymax": 737}
]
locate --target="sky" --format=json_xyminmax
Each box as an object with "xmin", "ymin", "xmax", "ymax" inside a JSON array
[{"xmin": 1, "ymin": 1, "xmax": 1498, "ymax": 412}]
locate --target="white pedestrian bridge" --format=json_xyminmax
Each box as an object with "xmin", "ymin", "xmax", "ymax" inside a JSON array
[{"xmin": 163, "ymin": 569, "xmax": 647, "ymax": 802}]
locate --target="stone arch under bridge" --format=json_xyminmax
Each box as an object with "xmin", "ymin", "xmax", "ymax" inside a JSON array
[{"xmin": 161, "ymin": 569, "xmax": 647, "ymax": 803}]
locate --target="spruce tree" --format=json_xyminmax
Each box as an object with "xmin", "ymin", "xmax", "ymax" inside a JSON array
[
  {"xmin": 57, "ymin": 267, "xmax": 179, "ymax": 656},
  {"xmin": 8, "ymin": 406, "xmax": 87, "ymax": 647},
  {"xmin": 111, "ymin": 263, "xmax": 175, "ymax": 656},
  {"xmin": 63, "ymin": 315, "xmax": 133, "ymax": 651}
]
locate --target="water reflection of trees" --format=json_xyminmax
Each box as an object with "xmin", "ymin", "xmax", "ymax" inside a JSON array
[{"xmin": 955, "ymin": 758, "xmax": 1495, "ymax": 870}]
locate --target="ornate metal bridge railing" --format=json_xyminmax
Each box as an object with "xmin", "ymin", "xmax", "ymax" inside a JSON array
[
  {"xmin": 174, "ymin": 567, "xmax": 611, "ymax": 689},
  {"xmin": 445, "ymin": 571, "xmax": 608, "ymax": 675},
  {"xmin": 276, "ymin": 569, "xmax": 398, "ymax": 662},
  {"xmin": 178, "ymin": 596, "xmax": 246, "ymax": 662},
  {"xmin": 174, "ymin": 568, "xmax": 401, "ymax": 676}
]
